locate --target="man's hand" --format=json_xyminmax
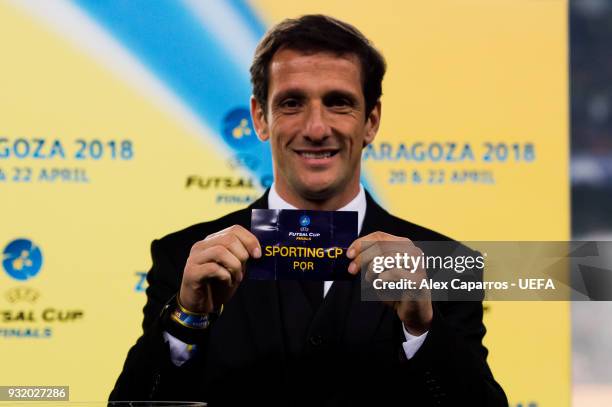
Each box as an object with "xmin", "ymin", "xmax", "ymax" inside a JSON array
[
  {"xmin": 347, "ymin": 232, "xmax": 433, "ymax": 335},
  {"xmin": 179, "ymin": 225, "xmax": 261, "ymax": 313}
]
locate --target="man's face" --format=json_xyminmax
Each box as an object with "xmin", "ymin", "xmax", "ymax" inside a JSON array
[{"xmin": 251, "ymin": 48, "xmax": 380, "ymax": 201}]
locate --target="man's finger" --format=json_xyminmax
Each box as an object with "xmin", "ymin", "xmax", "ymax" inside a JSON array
[
  {"xmin": 227, "ymin": 225, "xmax": 262, "ymax": 258},
  {"xmin": 349, "ymin": 240, "xmax": 419, "ymax": 276},
  {"xmin": 347, "ymin": 232, "xmax": 410, "ymax": 259},
  {"xmin": 348, "ymin": 243, "xmax": 385, "ymax": 275},
  {"xmin": 215, "ymin": 233, "xmax": 251, "ymax": 264},
  {"xmin": 189, "ymin": 245, "xmax": 244, "ymax": 284},
  {"xmin": 347, "ymin": 233, "xmax": 384, "ymax": 258},
  {"xmin": 194, "ymin": 261, "xmax": 236, "ymax": 286}
]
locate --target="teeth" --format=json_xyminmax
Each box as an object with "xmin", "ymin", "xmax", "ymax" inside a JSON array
[{"xmin": 300, "ymin": 152, "xmax": 333, "ymax": 158}]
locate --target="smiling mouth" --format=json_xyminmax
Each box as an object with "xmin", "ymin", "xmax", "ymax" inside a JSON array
[{"xmin": 295, "ymin": 150, "xmax": 340, "ymax": 159}]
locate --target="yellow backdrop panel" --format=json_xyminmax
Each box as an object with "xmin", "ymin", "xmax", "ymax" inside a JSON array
[{"xmin": 0, "ymin": 1, "xmax": 568, "ymax": 405}]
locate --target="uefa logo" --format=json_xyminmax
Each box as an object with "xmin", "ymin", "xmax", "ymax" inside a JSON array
[
  {"xmin": 2, "ymin": 238, "xmax": 43, "ymax": 281},
  {"xmin": 221, "ymin": 107, "xmax": 258, "ymax": 151},
  {"xmin": 299, "ymin": 215, "xmax": 311, "ymax": 227}
]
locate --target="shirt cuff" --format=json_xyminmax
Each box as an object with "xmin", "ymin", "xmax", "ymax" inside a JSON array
[
  {"xmin": 401, "ymin": 323, "xmax": 428, "ymax": 360},
  {"xmin": 163, "ymin": 331, "xmax": 198, "ymax": 367}
]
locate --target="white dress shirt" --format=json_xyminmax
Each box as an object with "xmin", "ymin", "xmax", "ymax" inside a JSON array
[{"xmin": 165, "ymin": 183, "xmax": 428, "ymax": 365}]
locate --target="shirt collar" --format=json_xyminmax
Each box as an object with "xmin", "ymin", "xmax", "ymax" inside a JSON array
[{"xmin": 268, "ymin": 183, "xmax": 366, "ymax": 234}]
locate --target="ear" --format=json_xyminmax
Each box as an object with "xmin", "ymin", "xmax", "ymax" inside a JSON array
[
  {"xmin": 363, "ymin": 100, "xmax": 381, "ymax": 147},
  {"xmin": 250, "ymin": 96, "xmax": 269, "ymax": 142}
]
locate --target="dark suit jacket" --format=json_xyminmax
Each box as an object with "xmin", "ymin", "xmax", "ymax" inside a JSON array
[{"xmin": 110, "ymin": 189, "xmax": 507, "ymax": 406}]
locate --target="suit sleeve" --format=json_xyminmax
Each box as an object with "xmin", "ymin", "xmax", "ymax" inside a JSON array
[
  {"xmin": 108, "ymin": 238, "xmax": 209, "ymax": 402},
  {"xmin": 401, "ymin": 300, "xmax": 509, "ymax": 406}
]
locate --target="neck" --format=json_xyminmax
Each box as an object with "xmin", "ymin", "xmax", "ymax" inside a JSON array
[{"xmin": 274, "ymin": 181, "xmax": 361, "ymax": 211}]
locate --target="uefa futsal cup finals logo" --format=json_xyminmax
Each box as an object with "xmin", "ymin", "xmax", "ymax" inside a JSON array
[
  {"xmin": 222, "ymin": 107, "xmax": 258, "ymax": 151},
  {"xmin": 299, "ymin": 215, "xmax": 311, "ymax": 227},
  {"xmin": 299, "ymin": 214, "xmax": 311, "ymax": 232},
  {"xmin": 2, "ymin": 238, "xmax": 43, "ymax": 281}
]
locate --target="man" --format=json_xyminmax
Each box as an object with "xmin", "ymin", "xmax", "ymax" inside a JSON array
[{"xmin": 110, "ymin": 15, "xmax": 507, "ymax": 406}]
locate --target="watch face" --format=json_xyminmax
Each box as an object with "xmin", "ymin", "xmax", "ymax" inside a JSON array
[{"xmin": 172, "ymin": 307, "xmax": 211, "ymax": 330}]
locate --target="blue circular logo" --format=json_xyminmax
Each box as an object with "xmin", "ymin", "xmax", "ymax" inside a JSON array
[
  {"xmin": 2, "ymin": 239, "xmax": 43, "ymax": 281},
  {"xmin": 299, "ymin": 215, "xmax": 311, "ymax": 227},
  {"xmin": 221, "ymin": 108, "xmax": 258, "ymax": 151}
]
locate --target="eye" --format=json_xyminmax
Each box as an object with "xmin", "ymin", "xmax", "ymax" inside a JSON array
[
  {"xmin": 328, "ymin": 97, "xmax": 350, "ymax": 107},
  {"xmin": 324, "ymin": 94, "xmax": 355, "ymax": 111},
  {"xmin": 280, "ymin": 98, "xmax": 302, "ymax": 109}
]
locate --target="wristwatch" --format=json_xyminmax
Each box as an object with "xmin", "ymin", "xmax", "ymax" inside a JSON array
[{"xmin": 160, "ymin": 294, "xmax": 222, "ymax": 344}]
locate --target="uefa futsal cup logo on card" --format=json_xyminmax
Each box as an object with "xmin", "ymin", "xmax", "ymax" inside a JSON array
[
  {"xmin": 222, "ymin": 107, "xmax": 258, "ymax": 151},
  {"xmin": 299, "ymin": 215, "xmax": 311, "ymax": 227},
  {"xmin": 2, "ymin": 238, "xmax": 43, "ymax": 281}
]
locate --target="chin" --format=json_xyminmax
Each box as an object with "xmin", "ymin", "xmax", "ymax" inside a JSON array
[{"xmin": 295, "ymin": 178, "xmax": 340, "ymax": 201}]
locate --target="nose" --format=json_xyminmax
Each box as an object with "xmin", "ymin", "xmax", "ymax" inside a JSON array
[{"xmin": 303, "ymin": 102, "xmax": 329, "ymax": 142}]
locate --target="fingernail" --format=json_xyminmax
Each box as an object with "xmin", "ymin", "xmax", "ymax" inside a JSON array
[
  {"xmin": 348, "ymin": 262, "xmax": 356, "ymax": 274},
  {"xmin": 347, "ymin": 248, "xmax": 355, "ymax": 258},
  {"xmin": 253, "ymin": 247, "xmax": 261, "ymax": 258}
]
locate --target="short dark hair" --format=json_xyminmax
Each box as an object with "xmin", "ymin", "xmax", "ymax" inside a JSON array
[{"xmin": 250, "ymin": 14, "xmax": 386, "ymax": 118}]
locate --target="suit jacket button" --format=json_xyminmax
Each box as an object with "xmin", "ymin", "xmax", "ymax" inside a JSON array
[{"xmin": 309, "ymin": 334, "xmax": 323, "ymax": 346}]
